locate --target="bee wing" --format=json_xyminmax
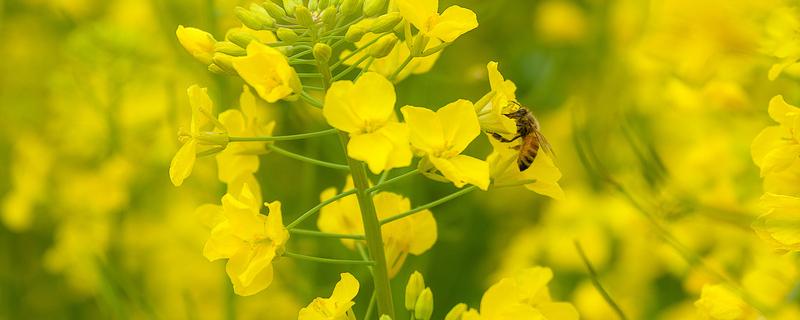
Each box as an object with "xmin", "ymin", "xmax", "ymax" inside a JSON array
[{"xmin": 536, "ymin": 131, "xmax": 556, "ymax": 159}]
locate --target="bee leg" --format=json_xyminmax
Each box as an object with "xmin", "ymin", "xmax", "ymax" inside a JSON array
[{"xmin": 490, "ymin": 132, "xmax": 520, "ymax": 143}]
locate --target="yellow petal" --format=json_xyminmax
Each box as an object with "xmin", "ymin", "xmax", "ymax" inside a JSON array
[
  {"xmin": 538, "ymin": 302, "xmax": 579, "ymax": 320},
  {"xmin": 237, "ymin": 244, "xmax": 277, "ymax": 288},
  {"xmin": 349, "ymin": 72, "xmax": 396, "ymax": 125},
  {"xmin": 428, "ymin": 6, "xmax": 479, "ymax": 43},
  {"xmin": 759, "ymin": 145, "xmax": 800, "ymax": 177},
  {"xmin": 768, "ymin": 95, "xmax": 800, "ymax": 125},
  {"xmin": 379, "ymin": 122, "xmax": 414, "ymax": 170},
  {"xmin": 348, "ymin": 132, "xmax": 394, "ymax": 173},
  {"xmin": 523, "ymin": 152, "xmax": 565, "ymax": 200},
  {"xmin": 751, "ymin": 126, "xmax": 787, "ymax": 167},
  {"xmin": 408, "ymin": 209, "xmax": 437, "ymax": 255},
  {"xmin": 203, "ymin": 222, "xmax": 243, "ymax": 261},
  {"xmin": 695, "ymin": 284, "xmax": 749, "ymax": 320},
  {"xmin": 169, "ymin": 140, "xmax": 197, "ymax": 186},
  {"xmin": 402, "ymin": 106, "xmax": 446, "ymax": 154},
  {"xmin": 324, "ymin": 80, "xmax": 362, "ymax": 132},
  {"xmin": 330, "ymin": 273, "xmax": 360, "ymax": 302},
  {"xmin": 233, "ymin": 42, "xmax": 301, "ymax": 103},
  {"xmin": 188, "ymin": 85, "xmax": 214, "ymax": 133},
  {"xmin": 265, "ymin": 201, "xmax": 288, "ymax": 245},
  {"xmin": 226, "ymin": 248, "xmax": 274, "ymax": 296},
  {"xmin": 396, "ymin": 0, "xmax": 438, "ymax": 32},
  {"xmin": 438, "ymin": 99, "xmax": 481, "ymax": 154},
  {"xmin": 480, "ymin": 278, "xmax": 520, "ymax": 318},
  {"xmin": 176, "ymin": 25, "xmax": 216, "ymax": 65},
  {"xmin": 430, "ymin": 155, "xmax": 490, "ymax": 190}
]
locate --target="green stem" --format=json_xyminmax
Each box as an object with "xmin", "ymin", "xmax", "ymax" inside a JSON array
[
  {"xmin": 389, "ymin": 55, "xmax": 414, "ymax": 81},
  {"xmin": 288, "ymin": 229, "xmax": 365, "ymax": 240},
  {"xmin": 331, "ymin": 33, "xmax": 388, "ymax": 70},
  {"xmin": 286, "ymin": 189, "xmax": 356, "ymax": 229},
  {"xmin": 364, "ymin": 291, "xmax": 377, "ymax": 320},
  {"xmin": 268, "ymin": 144, "xmax": 349, "ymax": 171},
  {"xmin": 283, "ymin": 252, "xmax": 375, "ymax": 265},
  {"xmin": 333, "ymin": 55, "xmax": 371, "ymax": 81},
  {"xmin": 338, "ymin": 132, "xmax": 396, "ymax": 318},
  {"xmin": 228, "ymin": 129, "xmax": 337, "ymax": 142},
  {"xmin": 300, "ymin": 91, "xmax": 324, "ymax": 108},
  {"xmin": 574, "ymin": 241, "xmax": 627, "ymax": 320},
  {"xmin": 367, "ymin": 169, "xmax": 419, "ymax": 193},
  {"xmin": 380, "ymin": 186, "xmax": 478, "ymax": 225}
]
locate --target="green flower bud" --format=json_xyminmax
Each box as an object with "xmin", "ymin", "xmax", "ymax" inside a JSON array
[
  {"xmin": 405, "ymin": 271, "xmax": 425, "ymax": 311},
  {"xmin": 308, "ymin": 0, "xmax": 319, "ymax": 11},
  {"xmin": 321, "ymin": 6, "xmax": 338, "ymax": 31},
  {"xmin": 212, "ymin": 52, "xmax": 237, "ymax": 74},
  {"xmin": 345, "ymin": 20, "xmax": 373, "ymax": 42},
  {"xmin": 208, "ymin": 63, "xmax": 228, "ymax": 75},
  {"xmin": 414, "ymin": 288, "xmax": 433, "ymax": 320},
  {"xmin": 379, "ymin": 316, "xmax": 392, "ymax": 320},
  {"xmin": 227, "ymin": 30, "xmax": 259, "ymax": 48},
  {"xmin": 250, "ymin": 3, "xmax": 276, "ymax": 27},
  {"xmin": 313, "ymin": 43, "xmax": 332, "ymax": 63},
  {"xmin": 277, "ymin": 27, "xmax": 299, "ymax": 44},
  {"xmin": 369, "ymin": 35, "xmax": 398, "ymax": 58},
  {"xmin": 340, "ymin": 0, "xmax": 362, "ymax": 17},
  {"xmin": 371, "ymin": 12, "xmax": 402, "ymax": 33},
  {"xmin": 363, "ymin": 0, "xmax": 386, "ymax": 17},
  {"xmin": 235, "ymin": 6, "xmax": 274, "ymax": 29},
  {"xmin": 444, "ymin": 303, "xmax": 468, "ymax": 320},
  {"xmin": 214, "ymin": 41, "xmax": 246, "ymax": 56},
  {"xmin": 294, "ymin": 5, "xmax": 314, "ymax": 27},
  {"xmin": 262, "ymin": 1, "xmax": 288, "ymax": 20},
  {"xmin": 283, "ymin": 0, "xmax": 302, "ymax": 16},
  {"xmin": 319, "ymin": 0, "xmax": 330, "ymax": 8}
]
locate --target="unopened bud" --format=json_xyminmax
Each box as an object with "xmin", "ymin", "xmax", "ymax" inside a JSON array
[
  {"xmin": 345, "ymin": 20, "xmax": 373, "ymax": 42},
  {"xmin": 321, "ymin": 6, "xmax": 338, "ymax": 31},
  {"xmin": 276, "ymin": 27, "xmax": 298, "ymax": 44},
  {"xmin": 227, "ymin": 30, "xmax": 259, "ymax": 48},
  {"xmin": 410, "ymin": 33, "xmax": 429, "ymax": 56},
  {"xmin": 340, "ymin": 0, "xmax": 362, "ymax": 17},
  {"xmin": 313, "ymin": 43, "xmax": 332, "ymax": 63},
  {"xmin": 444, "ymin": 303, "xmax": 468, "ymax": 320},
  {"xmin": 283, "ymin": 0, "xmax": 302, "ymax": 16},
  {"xmin": 251, "ymin": 3, "xmax": 276, "ymax": 27},
  {"xmin": 414, "ymin": 288, "xmax": 433, "ymax": 320},
  {"xmin": 214, "ymin": 41, "xmax": 246, "ymax": 56},
  {"xmin": 294, "ymin": 5, "xmax": 314, "ymax": 27},
  {"xmin": 369, "ymin": 35, "xmax": 397, "ymax": 58},
  {"xmin": 379, "ymin": 316, "xmax": 392, "ymax": 320},
  {"xmin": 405, "ymin": 271, "xmax": 425, "ymax": 310},
  {"xmin": 319, "ymin": 0, "xmax": 330, "ymax": 8},
  {"xmin": 371, "ymin": 12, "xmax": 401, "ymax": 33},
  {"xmin": 262, "ymin": 1, "xmax": 288, "ymax": 20},
  {"xmin": 236, "ymin": 6, "xmax": 273, "ymax": 30},
  {"xmin": 176, "ymin": 25, "xmax": 217, "ymax": 65},
  {"xmin": 208, "ymin": 63, "xmax": 229, "ymax": 75},
  {"xmin": 308, "ymin": 0, "xmax": 319, "ymax": 11},
  {"xmin": 212, "ymin": 53, "xmax": 237, "ymax": 74},
  {"xmin": 363, "ymin": 0, "xmax": 386, "ymax": 17}
]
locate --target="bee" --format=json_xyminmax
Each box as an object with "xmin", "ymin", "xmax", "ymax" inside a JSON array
[{"xmin": 489, "ymin": 102, "xmax": 553, "ymax": 171}]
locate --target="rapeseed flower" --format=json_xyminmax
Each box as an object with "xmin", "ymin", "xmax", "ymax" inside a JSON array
[
  {"xmin": 395, "ymin": 0, "xmax": 478, "ymax": 43},
  {"xmin": 232, "ymin": 41, "xmax": 302, "ymax": 103},
  {"xmin": 298, "ymin": 273, "xmax": 360, "ymax": 320}
]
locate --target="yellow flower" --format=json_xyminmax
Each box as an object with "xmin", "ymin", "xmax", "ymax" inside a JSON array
[
  {"xmin": 323, "ymin": 72, "xmax": 412, "ymax": 173},
  {"xmin": 298, "ymin": 273, "xmax": 360, "ymax": 320},
  {"xmin": 452, "ymin": 267, "xmax": 578, "ymax": 319},
  {"xmin": 694, "ymin": 284, "xmax": 755, "ymax": 320},
  {"xmin": 533, "ymin": 0, "xmax": 587, "ymax": 44},
  {"xmin": 487, "ymin": 134, "xmax": 565, "ymax": 200},
  {"xmin": 395, "ymin": 0, "xmax": 478, "ymax": 43},
  {"xmin": 341, "ymin": 33, "xmax": 442, "ymax": 82},
  {"xmin": 176, "ymin": 25, "xmax": 216, "ymax": 65},
  {"xmin": 763, "ymin": 7, "xmax": 800, "ymax": 80},
  {"xmin": 202, "ymin": 183, "xmax": 288, "ymax": 296},
  {"xmin": 215, "ymin": 86, "xmax": 276, "ymax": 183},
  {"xmin": 317, "ymin": 177, "xmax": 437, "ymax": 277},
  {"xmin": 232, "ymin": 41, "xmax": 302, "ymax": 103},
  {"xmin": 475, "ymin": 61, "xmax": 519, "ymax": 135},
  {"xmin": 751, "ymin": 95, "xmax": 800, "ymax": 178},
  {"xmin": 753, "ymin": 193, "xmax": 800, "ymax": 253},
  {"xmin": 169, "ymin": 85, "xmax": 228, "ymax": 187},
  {"xmin": 401, "ymin": 100, "xmax": 490, "ymax": 190}
]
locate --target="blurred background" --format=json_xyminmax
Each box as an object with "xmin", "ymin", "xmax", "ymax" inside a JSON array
[{"xmin": 1, "ymin": 0, "xmax": 799, "ymax": 319}]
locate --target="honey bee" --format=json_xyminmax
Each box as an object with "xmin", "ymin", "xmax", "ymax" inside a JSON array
[{"xmin": 489, "ymin": 102, "xmax": 553, "ymax": 171}]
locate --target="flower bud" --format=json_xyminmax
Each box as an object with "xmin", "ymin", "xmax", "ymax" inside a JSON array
[
  {"xmin": 444, "ymin": 303, "xmax": 468, "ymax": 320},
  {"xmin": 405, "ymin": 271, "xmax": 425, "ymax": 310},
  {"xmin": 379, "ymin": 316, "xmax": 392, "ymax": 320},
  {"xmin": 363, "ymin": 0, "xmax": 386, "ymax": 17},
  {"xmin": 345, "ymin": 20, "xmax": 373, "ymax": 42},
  {"xmin": 276, "ymin": 27, "xmax": 299, "ymax": 44},
  {"xmin": 227, "ymin": 30, "xmax": 259, "ymax": 48},
  {"xmin": 236, "ymin": 6, "xmax": 274, "ymax": 30},
  {"xmin": 208, "ymin": 63, "xmax": 228, "ymax": 75},
  {"xmin": 410, "ymin": 33, "xmax": 429, "ymax": 57},
  {"xmin": 176, "ymin": 25, "xmax": 217, "ymax": 65},
  {"xmin": 214, "ymin": 41, "xmax": 246, "ymax": 56},
  {"xmin": 251, "ymin": 3, "xmax": 276, "ymax": 27},
  {"xmin": 340, "ymin": 0, "xmax": 362, "ymax": 17},
  {"xmin": 262, "ymin": 1, "xmax": 288, "ymax": 20},
  {"xmin": 308, "ymin": 0, "xmax": 319, "ymax": 11},
  {"xmin": 369, "ymin": 35, "xmax": 398, "ymax": 58},
  {"xmin": 370, "ymin": 12, "xmax": 402, "ymax": 33},
  {"xmin": 313, "ymin": 43, "xmax": 332, "ymax": 63},
  {"xmin": 319, "ymin": 0, "xmax": 330, "ymax": 8},
  {"xmin": 414, "ymin": 288, "xmax": 433, "ymax": 320},
  {"xmin": 212, "ymin": 53, "xmax": 237, "ymax": 74},
  {"xmin": 283, "ymin": 0, "xmax": 302, "ymax": 16},
  {"xmin": 294, "ymin": 5, "xmax": 314, "ymax": 27},
  {"xmin": 321, "ymin": 6, "xmax": 338, "ymax": 31}
]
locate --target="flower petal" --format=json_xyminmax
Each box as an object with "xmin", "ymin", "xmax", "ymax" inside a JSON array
[
  {"xmin": 396, "ymin": 0, "xmax": 439, "ymax": 32},
  {"xmin": 438, "ymin": 99, "xmax": 481, "ymax": 154},
  {"xmin": 169, "ymin": 140, "xmax": 197, "ymax": 186},
  {"xmin": 348, "ymin": 72, "xmax": 396, "ymax": 125},
  {"xmin": 330, "ymin": 273, "xmax": 360, "ymax": 302},
  {"xmin": 348, "ymin": 132, "xmax": 393, "ymax": 174},
  {"xmin": 402, "ymin": 106, "xmax": 446, "ymax": 154},
  {"xmin": 430, "ymin": 155, "xmax": 490, "ymax": 190},
  {"xmin": 429, "ymin": 6, "xmax": 479, "ymax": 43},
  {"xmin": 324, "ymin": 80, "xmax": 362, "ymax": 132}
]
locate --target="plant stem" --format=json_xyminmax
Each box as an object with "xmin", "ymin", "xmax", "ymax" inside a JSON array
[
  {"xmin": 268, "ymin": 145, "xmax": 349, "ymax": 170},
  {"xmin": 228, "ymin": 129, "xmax": 338, "ymax": 142},
  {"xmin": 300, "ymin": 91, "xmax": 323, "ymax": 108},
  {"xmin": 367, "ymin": 169, "xmax": 419, "ymax": 193},
  {"xmin": 389, "ymin": 55, "xmax": 414, "ymax": 81},
  {"xmin": 286, "ymin": 189, "xmax": 356, "ymax": 229},
  {"xmin": 364, "ymin": 291, "xmax": 377, "ymax": 320},
  {"xmin": 380, "ymin": 186, "xmax": 478, "ymax": 225},
  {"xmin": 574, "ymin": 241, "xmax": 627, "ymax": 320},
  {"xmin": 288, "ymin": 229, "xmax": 365, "ymax": 240},
  {"xmin": 283, "ymin": 252, "xmax": 375, "ymax": 265},
  {"xmin": 338, "ymin": 132, "xmax": 396, "ymax": 319}
]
